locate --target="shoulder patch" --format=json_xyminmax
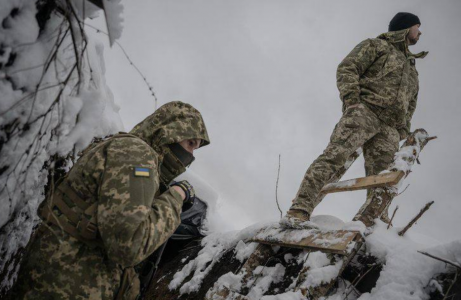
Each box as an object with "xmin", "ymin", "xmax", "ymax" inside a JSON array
[{"xmin": 134, "ymin": 167, "xmax": 150, "ymax": 177}]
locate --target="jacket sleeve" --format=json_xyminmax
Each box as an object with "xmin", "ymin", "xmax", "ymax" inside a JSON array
[
  {"xmin": 336, "ymin": 39, "xmax": 379, "ymax": 107},
  {"xmin": 405, "ymin": 91, "xmax": 418, "ymax": 135},
  {"xmin": 97, "ymin": 138, "xmax": 183, "ymax": 268}
]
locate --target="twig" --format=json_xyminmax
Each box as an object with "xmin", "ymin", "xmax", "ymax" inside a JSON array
[
  {"xmin": 275, "ymin": 154, "xmax": 282, "ymax": 219},
  {"xmin": 398, "ymin": 201, "xmax": 434, "ymax": 236},
  {"xmin": 443, "ymin": 269, "xmax": 459, "ymax": 300},
  {"xmin": 387, "ymin": 206, "xmax": 399, "ymax": 229},
  {"xmin": 344, "ymin": 264, "xmax": 376, "ymax": 299},
  {"xmin": 397, "ymin": 184, "xmax": 410, "ymax": 196},
  {"xmin": 340, "ymin": 276, "xmax": 360, "ymax": 299},
  {"xmin": 418, "ymin": 251, "xmax": 461, "ymax": 270}
]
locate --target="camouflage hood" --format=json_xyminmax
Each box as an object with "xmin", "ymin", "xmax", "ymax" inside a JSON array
[
  {"xmin": 129, "ymin": 101, "xmax": 210, "ymax": 153},
  {"xmin": 377, "ymin": 29, "xmax": 428, "ymax": 59},
  {"xmin": 378, "ymin": 28, "xmax": 410, "ymax": 44}
]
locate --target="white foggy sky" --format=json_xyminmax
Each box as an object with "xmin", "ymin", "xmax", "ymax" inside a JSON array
[{"xmin": 90, "ymin": 0, "xmax": 461, "ymax": 242}]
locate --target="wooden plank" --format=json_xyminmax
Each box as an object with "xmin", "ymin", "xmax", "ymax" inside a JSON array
[
  {"xmin": 320, "ymin": 171, "xmax": 404, "ymax": 195},
  {"xmin": 251, "ymin": 225, "xmax": 362, "ymax": 255}
]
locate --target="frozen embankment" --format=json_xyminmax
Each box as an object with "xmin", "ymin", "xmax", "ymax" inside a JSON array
[{"xmin": 0, "ymin": 0, "xmax": 123, "ymax": 293}]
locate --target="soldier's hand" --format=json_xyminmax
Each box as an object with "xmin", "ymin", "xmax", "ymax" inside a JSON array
[
  {"xmin": 172, "ymin": 185, "xmax": 186, "ymax": 200},
  {"xmin": 170, "ymin": 180, "xmax": 195, "ymax": 203}
]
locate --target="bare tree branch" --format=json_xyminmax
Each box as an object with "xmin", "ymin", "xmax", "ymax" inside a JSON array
[
  {"xmin": 398, "ymin": 201, "xmax": 434, "ymax": 236},
  {"xmin": 387, "ymin": 205, "xmax": 399, "ymax": 230},
  {"xmin": 418, "ymin": 251, "xmax": 461, "ymax": 270},
  {"xmin": 275, "ymin": 154, "xmax": 282, "ymax": 219}
]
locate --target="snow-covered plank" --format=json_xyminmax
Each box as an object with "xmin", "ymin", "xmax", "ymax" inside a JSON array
[
  {"xmin": 251, "ymin": 225, "xmax": 362, "ymax": 255},
  {"xmin": 320, "ymin": 171, "xmax": 405, "ymax": 194}
]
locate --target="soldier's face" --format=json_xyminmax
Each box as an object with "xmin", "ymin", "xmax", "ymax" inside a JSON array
[
  {"xmin": 179, "ymin": 139, "xmax": 202, "ymax": 154},
  {"xmin": 407, "ymin": 24, "xmax": 421, "ymax": 46}
]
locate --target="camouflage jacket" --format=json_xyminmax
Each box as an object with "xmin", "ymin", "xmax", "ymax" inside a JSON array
[
  {"xmin": 337, "ymin": 29, "xmax": 428, "ymax": 136},
  {"xmin": 11, "ymin": 102, "xmax": 210, "ymax": 300}
]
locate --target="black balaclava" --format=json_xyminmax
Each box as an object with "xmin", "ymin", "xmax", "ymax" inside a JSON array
[
  {"xmin": 159, "ymin": 143, "xmax": 195, "ymax": 191},
  {"xmin": 168, "ymin": 143, "xmax": 195, "ymax": 167},
  {"xmin": 389, "ymin": 12, "xmax": 421, "ymax": 32}
]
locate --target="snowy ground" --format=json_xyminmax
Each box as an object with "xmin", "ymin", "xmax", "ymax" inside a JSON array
[{"xmin": 167, "ymin": 212, "xmax": 459, "ymax": 300}]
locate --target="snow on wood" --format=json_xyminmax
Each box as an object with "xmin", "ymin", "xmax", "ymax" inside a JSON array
[
  {"xmin": 251, "ymin": 223, "xmax": 362, "ymax": 255},
  {"xmin": 321, "ymin": 171, "xmax": 404, "ymax": 194}
]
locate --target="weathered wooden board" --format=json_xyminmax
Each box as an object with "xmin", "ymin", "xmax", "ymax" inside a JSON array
[
  {"xmin": 251, "ymin": 227, "xmax": 362, "ymax": 255},
  {"xmin": 320, "ymin": 171, "xmax": 405, "ymax": 194}
]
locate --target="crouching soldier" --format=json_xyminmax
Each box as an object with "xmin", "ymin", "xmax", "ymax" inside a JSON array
[{"xmin": 10, "ymin": 101, "xmax": 210, "ymax": 300}]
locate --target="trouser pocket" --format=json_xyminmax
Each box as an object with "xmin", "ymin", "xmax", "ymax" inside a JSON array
[
  {"xmin": 331, "ymin": 104, "xmax": 378, "ymax": 145},
  {"xmin": 115, "ymin": 267, "xmax": 140, "ymax": 300}
]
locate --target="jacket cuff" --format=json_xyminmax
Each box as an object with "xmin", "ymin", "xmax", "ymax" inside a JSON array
[{"xmin": 168, "ymin": 186, "xmax": 184, "ymax": 205}]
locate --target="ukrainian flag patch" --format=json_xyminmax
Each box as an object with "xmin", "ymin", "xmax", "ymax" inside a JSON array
[{"xmin": 134, "ymin": 167, "xmax": 150, "ymax": 177}]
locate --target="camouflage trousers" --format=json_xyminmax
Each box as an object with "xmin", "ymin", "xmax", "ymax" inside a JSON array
[{"xmin": 290, "ymin": 103, "xmax": 400, "ymax": 221}]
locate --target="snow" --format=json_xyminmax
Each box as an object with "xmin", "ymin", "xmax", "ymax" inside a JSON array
[
  {"xmin": 0, "ymin": 0, "xmax": 123, "ymax": 291},
  {"xmin": 176, "ymin": 169, "xmax": 224, "ymax": 233},
  {"xmin": 101, "ymin": 0, "xmax": 124, "ymax": 45},
  {"xmin": 422, "ymin": 239, "xmax": 461, "ymax": 268},
  {"xmin": 170, "ymin": 214, "xmax": 460, "ymax": 299},
  {"xmin": 298, "ymin": 251, "xmax": 343, "ymax": 289},
  {"xmin": 246, "ymin": 263, "xmax": 286, "ymax": 299},
  {"xmin": 235, "ymin": 240, "xmax": 259, "ymax": 263},
  {"xmin": 324, "ymin": 178, "xmax": 357, "ymax": 190},
  {"xmin": 348, "ymin": 221, "xmax": 447, "ymax": 300},
  {"xmin": 311, "ymin": 215, "xmax": 346, "ymax": 230},
  {"xmin": 169, "ymin": 221, "xmax": 272, "ymax": 294},
  {"xmin": 254, "ymin": 223, "xmax": 320, "ymax": 244},
  {"xmin": 171, "ymin": 216, "xmax": 359, "ymax": 296},
  {"xmin": 386, "ymin": 130, "xmax": 429, "ymax": 190},
  {"xmin": 205, "ymin": 262, "xmax": 287, "ymax": 300}
]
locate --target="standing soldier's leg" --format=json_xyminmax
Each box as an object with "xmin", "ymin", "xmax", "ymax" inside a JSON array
[
  {"xmin": 354, "ymin": 125, "xmax": 400, "ymax": 226},
  {"xmin": 289, "ymin": 104, "xmax": 381, "ymax": 219}
]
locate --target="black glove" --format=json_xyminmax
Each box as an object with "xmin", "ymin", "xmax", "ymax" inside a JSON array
[{"xmin": 170, "ymin": 180, "xmax": 195, "ymax": 204}]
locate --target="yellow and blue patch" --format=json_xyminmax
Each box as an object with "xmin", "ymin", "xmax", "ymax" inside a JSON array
[{"xmin": 134, "ymin": 167, "xmax": 150, "ymax": 177}]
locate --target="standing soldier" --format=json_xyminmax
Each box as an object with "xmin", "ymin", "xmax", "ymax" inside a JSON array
[
  {"xmin": 282, "ymin": 12, "xmax": 428, "ymax": 228},
  {"xmin": 10, "ymin": 101, "xmax": 210, "ymax": 300}
]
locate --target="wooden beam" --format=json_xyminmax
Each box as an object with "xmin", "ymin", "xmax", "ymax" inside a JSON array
[{"xmin": 320, "ymin": 171, "xmax": 405, "ymax": 195}]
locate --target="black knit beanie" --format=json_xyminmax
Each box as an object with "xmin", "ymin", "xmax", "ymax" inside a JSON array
[{"xmin": 388, "ymin": 12, "xmax": 421, "ymax": 32}]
